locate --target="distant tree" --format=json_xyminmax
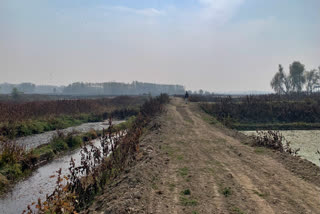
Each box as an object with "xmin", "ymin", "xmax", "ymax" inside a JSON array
[
  {"xmin": 283, "ymin": 75, "xmax": 292, "ymax": 94},
  {"xmin": 18, "ymin": 82, "xmax": 35, "ymax": 93},
  {"xmin": 199, "ymin": 89, "xmax": 204, "ymax": 95},
  {"xmin": 11, "ymin": 87, "xmax": 20, "ymax": 99},
  {"xmin": 305, "ymin": 69, "xmax": 320, "ymax": 94},
  {"xmin": 289, "ymin": 61, "xmax": 305, "ymax": 92},
  {"xmin": 271, "ymin": 64, "xmax": 287, "ymax": 94},
  {"xmin": 270, "ymin": 61, "xmax": 320, "ymax": 94}
]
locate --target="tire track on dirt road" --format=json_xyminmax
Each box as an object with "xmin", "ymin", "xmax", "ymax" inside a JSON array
[{"xmin": 86, "ymin": 97, "xmax": 320, "ymax": 214}]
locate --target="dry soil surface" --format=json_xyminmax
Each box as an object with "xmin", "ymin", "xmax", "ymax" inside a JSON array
[{"xmin": 85, "ymin": 98, "xmax": 320, "ymax": 214}]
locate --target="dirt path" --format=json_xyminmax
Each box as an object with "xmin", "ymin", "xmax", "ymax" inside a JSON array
[{"xmin": 86, "ymin": 98, "xmax": 320, "ymax": 214}]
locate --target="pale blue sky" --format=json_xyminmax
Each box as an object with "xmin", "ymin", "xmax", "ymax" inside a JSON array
[{"xmin": 1, "ymin": 0, "xmax": 319, "ymax": 91}]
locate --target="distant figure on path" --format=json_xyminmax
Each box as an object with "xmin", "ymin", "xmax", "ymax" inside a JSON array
[{"xmin": 184, "ymin": 91, "xmax": 189, "ymax": 104}]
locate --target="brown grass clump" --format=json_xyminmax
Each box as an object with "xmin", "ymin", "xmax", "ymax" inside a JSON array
[{"xmin": 253, "ymin": 130, "xmax": 300, "ymax": 156}]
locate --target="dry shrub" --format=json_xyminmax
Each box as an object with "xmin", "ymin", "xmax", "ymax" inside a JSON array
[
  {"xmin": 0, "ymin": 96, "xmax": 144, "ymax": 123},
  {"xmin": 25, "ymin": 94, "xmax": 169, "ymax": 213},
  {"xmin": 254, "ymin": 130, "xmax": 300, "ymax": 156},
  {"xmin": 0, "ymin": 141, "xmax": 26, "ymax": 165}
]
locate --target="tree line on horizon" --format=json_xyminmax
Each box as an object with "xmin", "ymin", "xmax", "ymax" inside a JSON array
[
  {"xmin": 63, "ymin": 81, "xmax": 185, "ymax": 95},
  {"xmin": 0, "ymin": 83, "xmax": 63, "ymax": 94},
  {"xmin": 0, "ymin": 81, "xmax": 185, "ymax": 96},
  {"xmin": 271, "ymin": 61, "xmax": 320, "ymax": 94}
]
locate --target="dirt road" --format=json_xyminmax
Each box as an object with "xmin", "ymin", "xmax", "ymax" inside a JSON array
[{"xmin": 86, "ymin": 98, "xmax": 320, "ymax": 214}]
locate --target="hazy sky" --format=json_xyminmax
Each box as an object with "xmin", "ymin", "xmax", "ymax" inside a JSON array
[{"xmin": 1, "ymin": 0, "xmax": 319, "ymax": 92}]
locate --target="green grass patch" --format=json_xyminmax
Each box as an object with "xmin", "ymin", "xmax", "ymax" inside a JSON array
[
  {"xmin": 177, "ymin": 141, "xmax": 185, "ymax": 145},
  {"xmin": 180, "ymin": 196, "xmax": 198, "ymax": 206},
  {"xmin": 0, "ymin": 115, "xmax": 87, "ymax": 139},
  {"xmin": 178, "ymin": 167, "xmax": 189, "ymax": 177},
  {"xmin": 162, "ymin": 145, "xmax": 175, "ymax": 157},
  {"xmin": 201, "ymin": 167, "xmax": 214, "ymax": 175},
  {"xmin": 0, "ymin": 163, "xmax": 23, "ymax": 180},
  {"xmin": 51, "ymin": 137, "xmax": 68, "ymax": 152},
  {"xmin": 254, "ymin": 147, "xmax": 266, "ymax": 154},
  {"xmin": 231, "ymin": 207, "xmax": 246, "ymax": 214},
  {"xmin": 200, "ymin": 110, "xmax": 221, "ymax": 126},
  {"xmin": 66, "ymin": 135, "xmax": 82, "ymax": 148},
  {"xmin": 169, "ymin": 183, "xmax": 175, "ymax": 192},
  {"xmin": 176, "ymin": 155, "xmax": 184, "ymax": 161},
  {"xmin": 151, "ymin": 183, "xmax": 158, "ymax": 190},
  {"xmin": 253, "ymin": 190, "xmax": 266, "ymax": 198},
  {"xmin": 113, "ymin": 116, "xmax": 136, "ymax": 131},
  {"xmin": 151, "ymin": 175, "xmax": 159, "ymax": 190},
  {"xmin": 208, "ymin": 168, "xmax": 214, "ymax": 174},
  {"xmin": 32, "ymin": 144, "xmax": 54, "ymax": 157},
  {"xmin": 222, "ymin": 187, "xmax": 232, "ymax": 197},
  {"xmin": 181, "ymin": 189, "xmax": 191, "ymax": 195}
]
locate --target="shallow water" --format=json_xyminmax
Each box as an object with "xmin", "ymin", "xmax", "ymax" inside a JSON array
[
  {"xmin": 14, "ymin": 120, "xmax": 124, "ymax": 150},
  {"xmin": 242, "ymin": 130, "xmax": 320, "ymax": 166},
  {"xmin": 0, "ymin": 120, "xmax": 123, "ymax": 214},
  {"xmin": 0, "ymin": 139, "xmax": 104, "ymax": 214}
]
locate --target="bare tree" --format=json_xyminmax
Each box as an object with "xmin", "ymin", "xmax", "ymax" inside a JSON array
[
  {"xmin": 305, "ymin": 69, "xmax": 320, "ymax": 94},
  {"xmin": 271, "ymin": 64, "xmax": 287, "ymax": 94}
]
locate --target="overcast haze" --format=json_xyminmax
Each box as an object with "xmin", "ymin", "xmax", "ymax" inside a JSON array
[{"xmin": 1, "ymin": 0, "xmax": 319, "ymax": 92}]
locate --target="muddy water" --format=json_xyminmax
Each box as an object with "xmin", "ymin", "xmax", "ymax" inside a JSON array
[
  {"xmin": 0, "ymin": 139, "xmax": 104, "ymax": 214},
  {"xmin": 242, "ymin": 130, "xmax": 320, "ymax": 166},
  {"xmin": 14, "ymin": 120, "xmax": 124, "ymax": 150}
]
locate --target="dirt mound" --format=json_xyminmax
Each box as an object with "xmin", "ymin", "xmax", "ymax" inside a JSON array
[{"xmin": 85, "ymin": 98, "xmax": 320, "ymax": 214}]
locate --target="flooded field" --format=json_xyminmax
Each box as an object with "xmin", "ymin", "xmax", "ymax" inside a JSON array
[{"xmin": 242, "ymin": 130, "xmax": 320, "ymax": 166}]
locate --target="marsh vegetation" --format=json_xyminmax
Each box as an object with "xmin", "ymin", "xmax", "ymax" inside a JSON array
[
  {"xmin": 200, "ymin": 93, "xmax": 320, "ymax": 130},
  {"xmin": 0, "ymin": 94, "xmax": 169, "ymax": 213},
  {"xmin": 0, "ymin": 96, "xmax": 144, "ymax": 140}
]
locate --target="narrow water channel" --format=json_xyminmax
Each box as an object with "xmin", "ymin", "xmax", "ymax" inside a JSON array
[
  {"xmin": 0, "ymin": 139, "xmax": 102, "ymax": 214},
  {"xmin": 0, "ymin": 120, "xmax": 124, "ymax": 214},
  {"xmin": 15, "ymin": 120, "xmax": 124, "ymax": 150}
]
